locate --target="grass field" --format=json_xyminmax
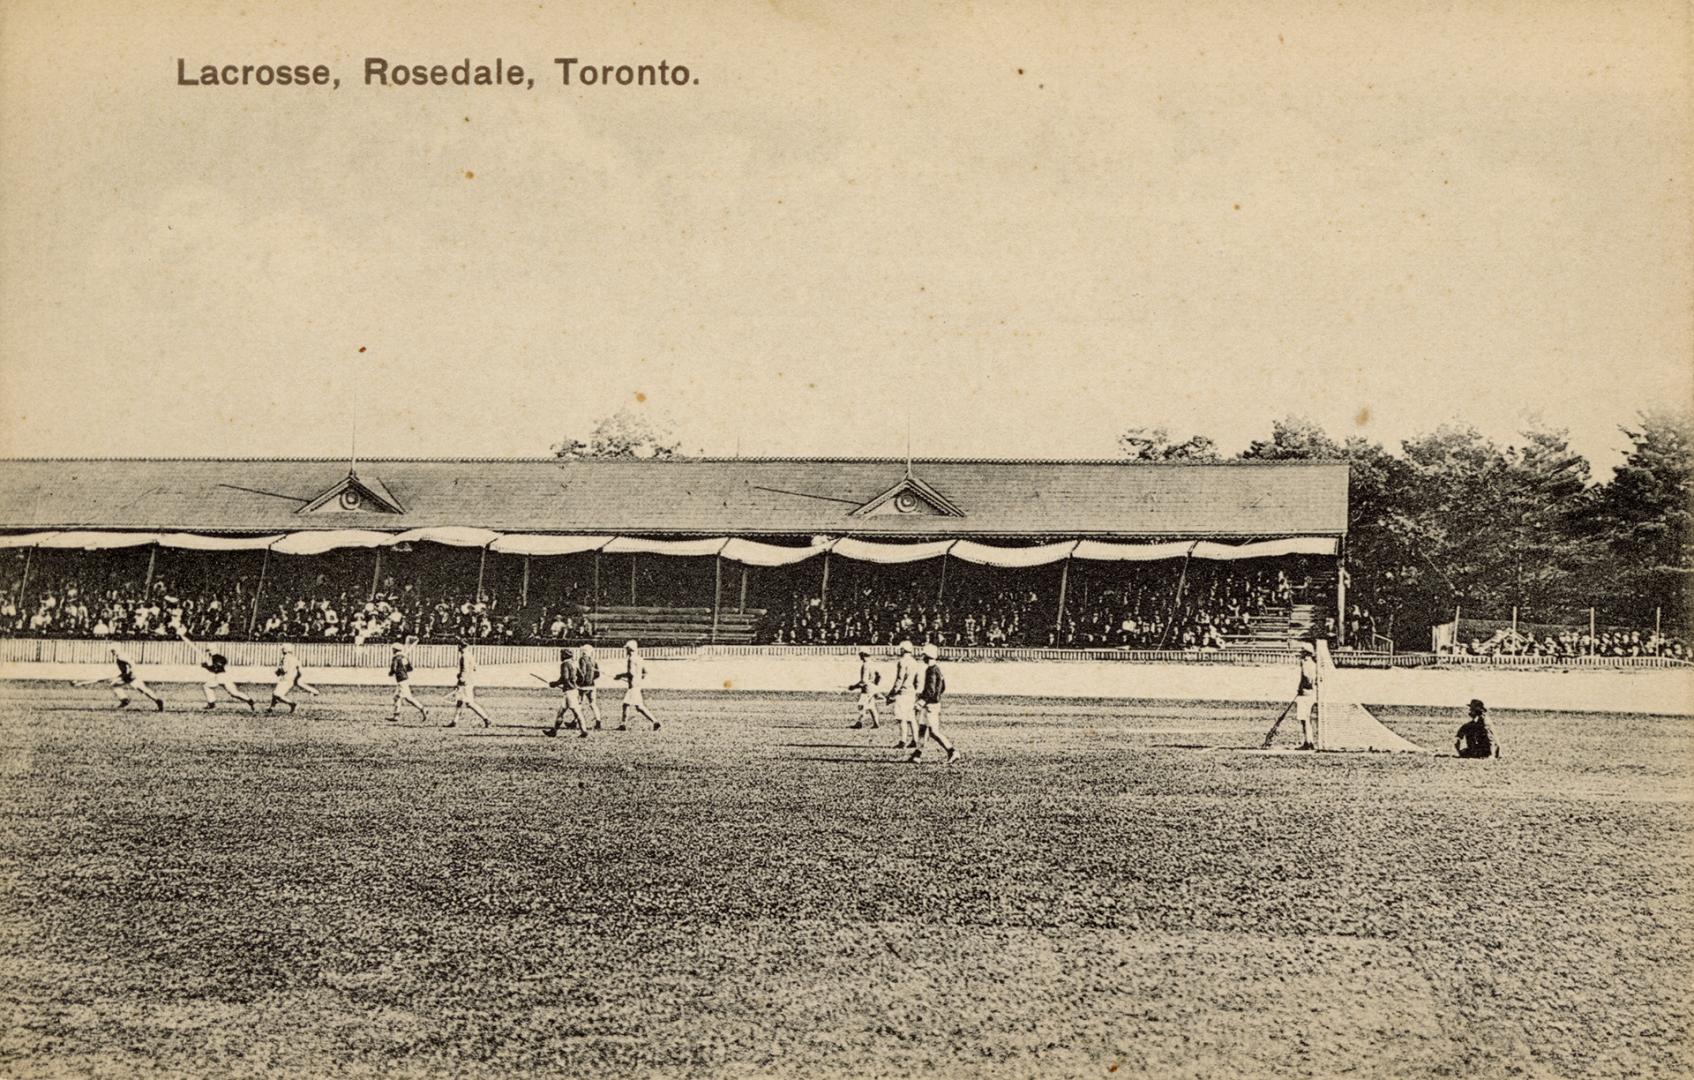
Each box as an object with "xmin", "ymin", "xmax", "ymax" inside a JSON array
[{"xmin": 0, "ymin": 681, "xmax": 1690, "ymax": 1079}]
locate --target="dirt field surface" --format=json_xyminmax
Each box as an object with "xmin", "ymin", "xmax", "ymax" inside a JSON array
[{"xmin": 0, "ymin": 682, "xmax": 1689, "ymax": 1079}]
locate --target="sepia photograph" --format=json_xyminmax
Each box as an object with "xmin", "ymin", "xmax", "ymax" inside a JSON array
[{"xmin": 0, "ymin": 1, "xmax": 1690, "ymax": 1077}]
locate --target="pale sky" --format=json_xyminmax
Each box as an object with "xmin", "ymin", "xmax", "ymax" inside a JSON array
[{"xmin": 1, "ymin": 0, "xmax": 1689, "ymax": 470}]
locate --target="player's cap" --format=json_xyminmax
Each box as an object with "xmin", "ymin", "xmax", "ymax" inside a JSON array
[
  {"xmin": 1468, "ymin": 698, "xmax": 1486, "ymax": 712},
  {"xmin": 922, "ymin": 643, "xmax": 939, "ymax": 659},
  {"xmin": 391, "ymin": 644, "xmax": 403, "ymax": 652},
  {"xmin": 857, "ymin": 648, "xmax": 870, "ymax": 657},
  {"xmin": 898, "ymin": 640, "xmax": 913, "ymax": 653},
  {"xmin": 455, "ymin": 638, "xmax": 468, "ymax": 648},
  {"xmin": 581, "ymin": 644, "xmax": 594, "ymax": 655},
  {"xmin": 281, "ymin": 644, "xmax": 294, "ymax": 653},
  {"xmin": 624, "ymin": 640, "xmax": 639, "ymax": 651},
  {"xmin": 1300, "ymin": 642, "xmax": 1315, "ymax": 654}
]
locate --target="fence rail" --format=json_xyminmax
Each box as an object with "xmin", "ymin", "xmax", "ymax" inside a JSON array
[{"xmin": 1, "ymin": 636, "xmax": 1688, "ymax": 671}]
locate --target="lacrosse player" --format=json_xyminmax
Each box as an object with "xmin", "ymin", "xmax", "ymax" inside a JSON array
[
  {"xmin": 181, "ymin": 629, "xmax": 254, "ymax": 711},
  {"xmin": 99, "ymin": 644, "xmax": 165, "ymax": 711},
  {"xmin": 386, "ymin": 638, "xmax": 428, "ymax": 723},
  {"xmin": 545, "ymin": 647, "xmax": 587, "ymax": 738},
  {"xmin": 885, "ymin": 640, "xmax": 918, "ymax": 748},
  {"xmin": 616, "ymin": 640, "xmax": 660, "ymax": 731},
  {"xmin": 1294, "ymin": 642, "xmax": 1318, "ymax": 750},
  {"xmin": 448, "ymin": 639, "xmax": 491, "ymax": 729},
  {"xmin": 268, "ymin": 644, "xmax": 314, "ymax": 713},
  {"xmin": 909, "ymin": 642, "xmax": 959, "ymax": 764},
  {"xmin": 576, "ymin": 643, "xmax": 604, "ymax": 730},
  {"xmin": 848, "ymin": 648, "xmax": 881, "ymax": 729}
]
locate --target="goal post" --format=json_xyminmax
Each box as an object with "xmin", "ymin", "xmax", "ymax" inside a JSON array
[{"xmin": 1312, "ymin": 639, "xmax": 1426, "ymax": 753}]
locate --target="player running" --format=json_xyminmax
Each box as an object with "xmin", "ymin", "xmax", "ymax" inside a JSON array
[
  {"xmin": 180, "ymin": 629, "xmax": 254, "ymax": 711},
  {"xmin": 386, "ymin": 639, "xmax": 428, "ymax": 724},
  {"xmin": 616, "ymin": 640, "xmax": 660, "ymax": 731},
  {"xmin": 576, "ymin": 643, "xmax": 604, "ymax": 730},
  {"xmin": 545, "ymin": 647, "xmax": 587, "ymax": 738},
  {"xmin": 448, "ymin": 639, "xmax": 491, "ymax": 729},
  {"xmin": 848, "ymin": 648, "xmax": 881, "ymax": 729},
  {"xmin": 885, "ymin": 640, "xmax": 918, "ymax": 748},
  {"xmin": 268, "ymin": 644, "xmax": 319, "ymax": 713},
  {"xmin": 100, "ymin": 644, "xmax": 165, "ymax": 711},
  {"xmin": 909, "ymin": 643, "xmax": 959, "ymax": 764}
]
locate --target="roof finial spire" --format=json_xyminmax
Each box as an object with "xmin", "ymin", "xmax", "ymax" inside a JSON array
[{"xmin": 904, "ymin": 405, "xmax": 913, "ymax": 479}]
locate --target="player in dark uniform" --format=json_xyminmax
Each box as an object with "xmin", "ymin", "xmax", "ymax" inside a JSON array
[
  {"xmin": 181, "ymin": 629, "xmax": 255, "ymax": 711},
  {"xmin": 546, "ymin": 647, "xmax": 587, "ymax": 738},
  {"xmin": 909, "ymin": 643, "xmax": 959, "ymax": 764},
  {"xmin": 386, "ymin": 640, "xmax": 428, "ymax": 724},
  {"xmin": 1455, "ymin": 699, "xmax": 1500, "ymax": 759},
  {"xmin": 102, "ymin": 645, "xmax": 165, "ymax": 711},
  {"xmin": 575, "ymin": 643, "xmax": 604, "ymax": 730}
]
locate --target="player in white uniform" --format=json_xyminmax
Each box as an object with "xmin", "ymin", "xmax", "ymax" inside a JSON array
[
  {"xmin": 616, "ymin": 640, "xmax": 660, "ymax": 731},
  {"xmin": 387, "ymin": 640, "xmax": 428, "ymax": 723},
  {"xmin": 1294, "ymin": 642, "xmax": 1319, "ymax": 750},
  {"xmin": 100, "ymin": 645, "xmax": 165, "ymax": 711},
  {"xmin": 847, "ymin": 648, "xmax": 881, "ymax": 729},
  {"xmin": 885, "ymin": 640, "xmax": 918, "ymax": 748},
  {"xmin": 268, "ymin": 644, "xmax": 319, "ymax": 713},
  {"xmin": 180, "ymin": 630, "xmax": 254, "ymax": 711},
  {"xmin": 449, "ymin": 639, "xmax": 491, "ymax": 729}
]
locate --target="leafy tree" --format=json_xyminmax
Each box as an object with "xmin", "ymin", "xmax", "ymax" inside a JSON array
[
  {"xmin": 1586, "ymin": 409, "xmax": 1694, "ymax": 629},
  {"xmin": 1117, "ymin": 427, "xmax": 1219, "ymax": 462},
  {"xmin": 552, "ymin": 408, "xmax": 681, "ymax": 460}
]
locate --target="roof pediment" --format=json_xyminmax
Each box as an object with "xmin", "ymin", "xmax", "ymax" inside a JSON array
[
  {"xmin": 298, "ymin": 470, "xmax": 405, "ymax": 516},
  {"xmin": 850, "ymin": 475, "xmax": 964, "ymax": 519}
]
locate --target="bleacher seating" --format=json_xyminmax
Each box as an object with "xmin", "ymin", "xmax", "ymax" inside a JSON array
[{"xmin": 585, "ymin": 605, "xmax": 764, "ymax": 646}]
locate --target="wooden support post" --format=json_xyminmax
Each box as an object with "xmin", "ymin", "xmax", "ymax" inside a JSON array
[
  {"xmin": 1511, "ymin": 606, "xmax": 1518, "ymax": 636},
  {"xmin": 592, "ymin": 551, "xmax": 601, "ymax": 613},
  {"xmin": 820, "ymin": 550, "xmax": 831, "ymax": 612},
  {"xmin": 629, "ymin": 555, "xmax": 637, "ymax": 606},
  {"xmin": 520, "ymin": 555, "xmax": 531, "ymax": 608},
  {"xmin": 1054, "ymin": 555, "xmax": 1071, "ymax": 634},
  {"xmin": 711, "ymin": 556, "xmax": 722, "ymax": 644},
  {"xmin": 143, "ymin": 547, "xmax": 158, "ymax": 593},
  {"xmin": 1589, "ymin": 607, "xmax": 1596, "ymax": 655},
  {"xmin": 1335, "ymin": 547, "xmax": 1346, "ymax": 646},
  {"xmin": 369, "ymin": 548, "xmax": 382, "ymax": 601},
  {"xmin": 475, "ymin": 546, "xmax": 488, "ymax": 603},
  {"xmin": 248, "ymin": 548, "xmax": 270, "ymax": 636},
  {"xmin": 16, "ymin": 547, "xmax": 33, "ymax": 610},
  {"xmin": 738, "ymin": 565, "xmax": 749, "ymax": 612},
  {"xmin": 1655, "ymin": 606, "xmax": 1662, "ymax": 639},
  {"xmin": 937, "ymin": 551, "xmax": 948, "ymax": 604},
  {"xmin": 1158, "ymin": 552, "xmax": 1192, "ymax": 650}
]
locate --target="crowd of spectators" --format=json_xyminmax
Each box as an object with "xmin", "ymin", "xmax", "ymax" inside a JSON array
[
  {"xmin": 1460, "ymin": 628, "xmax": 1690, "ymax": 660},
  {"xmin": 0, "ymin": 561, "xmax": 605, "ymax": 646},
  {"xmin": 766, "ymin": 566, "xmax": 1300, "ymax": 649}
]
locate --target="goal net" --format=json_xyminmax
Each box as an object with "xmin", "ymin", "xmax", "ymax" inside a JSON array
[{"xmin": 1265, "ymin": 640, "xmax": 1427, "ymax": 753}]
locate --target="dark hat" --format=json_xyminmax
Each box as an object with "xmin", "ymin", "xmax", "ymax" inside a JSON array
[
  {"xmin": 858, "ymin": 648, "xmax": 870, "ymax": 657},
  {"xmin": 1468, "ymin": 699, "xmax": 1486, "ymax": 712}
]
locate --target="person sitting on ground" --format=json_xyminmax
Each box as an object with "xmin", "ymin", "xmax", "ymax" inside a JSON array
[{"xmin": 1455, "ymin": 699, "xmax": 1500, "ymax": 759}]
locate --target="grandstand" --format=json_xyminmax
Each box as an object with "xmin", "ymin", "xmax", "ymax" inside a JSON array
[{"xmin": 0, "ymin": 457, "xmax": 1350, "ymax": 651}]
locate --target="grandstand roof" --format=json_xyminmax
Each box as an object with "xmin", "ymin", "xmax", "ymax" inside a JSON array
[{"xmin": 0, "ymin": 457, "xmax": 1349, "ymax": 540}]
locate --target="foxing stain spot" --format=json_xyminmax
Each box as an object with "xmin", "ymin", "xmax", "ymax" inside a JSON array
[
  {"xmin": 464, "ymin": 170, "xmax": 475, "ymax": 179},
  {"xmin": 635, "ymin": 392, "xmax": 647, "ymax": 403},
  {"xmin": 722, "ymin": 679, "xmax": 733, "ymax": 689},
  {"xmin": 358, "ymin": 346, "xmax": 366, "ymax": 353},
  {"xmin": 1356, "ymin": 406, "xmax": 1372, "ymax": 426}
]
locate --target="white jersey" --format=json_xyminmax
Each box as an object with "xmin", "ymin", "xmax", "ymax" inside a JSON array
[
  {"xmin": 624, "ymin": 656, "xmax": 646, "ymax": 689},
  {"xmin": 890, "ymin": 655, "xmax": 917, "ymax": 696},
  {"xmin": 457, "ymin": 651, "xmax": 478, "ymax": 687}
]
